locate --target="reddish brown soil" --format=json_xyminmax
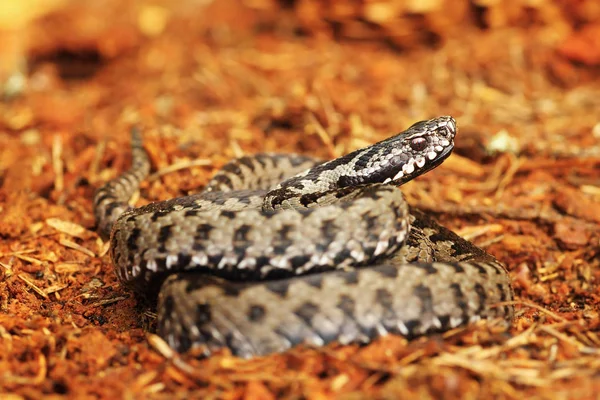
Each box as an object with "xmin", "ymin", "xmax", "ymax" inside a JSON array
[{"xmin": 1, "ymin": 1, "xmax": 599, "ymax": 399}]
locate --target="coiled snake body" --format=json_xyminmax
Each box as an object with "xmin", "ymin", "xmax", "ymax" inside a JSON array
[{"xmin": 94, "ymin": 116, "xmax": 513, "ymax": 358}]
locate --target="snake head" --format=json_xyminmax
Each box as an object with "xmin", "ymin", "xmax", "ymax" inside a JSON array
[
  {"xmin": 347, "ymin": 116, "xmax": 457, "ymax": 187},
  {"xmin": 270, "ymin": 116, "xmax": 457, "ymax": 200}
]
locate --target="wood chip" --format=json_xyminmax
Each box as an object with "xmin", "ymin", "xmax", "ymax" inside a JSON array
[
  {"xmin": 46, "ymin": 218, "xmax": 91, "ymax": 239},
  {"xmin": 45, "ymin": 283, "xmax": 68, "ymax": 294},
  {"xmin": 54, "ymin": 262, "xmax": 84, "ymax": 274},
  {"xmin": 95, "ymin": 238, "xmax": 110, "ymax": 257}
]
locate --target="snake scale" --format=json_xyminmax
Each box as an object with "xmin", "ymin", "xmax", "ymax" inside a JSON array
[{"xmin": 94, "ymin": 116, "xmax": 513, "ymax": 358}]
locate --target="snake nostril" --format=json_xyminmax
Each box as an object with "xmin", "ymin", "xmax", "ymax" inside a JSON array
[{"xmin": 446, "ymin": 118, "xmax": 457, "ymax": 136}]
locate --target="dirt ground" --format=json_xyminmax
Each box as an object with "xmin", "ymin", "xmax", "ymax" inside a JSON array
[{"xmin": 1, "ymin": 0, "xmax": 599, "ymax": 399}]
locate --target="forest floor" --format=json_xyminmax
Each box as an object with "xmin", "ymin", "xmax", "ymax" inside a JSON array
[{"xmin": 1, "ymin": 1, "xmax": 599, "ymax": 399}]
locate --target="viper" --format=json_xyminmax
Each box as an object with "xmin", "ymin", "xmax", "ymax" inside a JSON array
[{"xmin": 94, "ymin": 116, "xmax": 513, "ymax": 358}]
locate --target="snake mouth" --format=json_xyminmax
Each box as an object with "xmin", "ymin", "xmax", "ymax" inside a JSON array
[
  {"xmin": 383, "ymin": 142, "xmax": 454, "ymax": 186},
  {"xmin": 430, "ymin": 142, "xmax": 454, "ymax": 165}
]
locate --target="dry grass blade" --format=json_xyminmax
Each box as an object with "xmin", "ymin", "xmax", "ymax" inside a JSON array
[
  {"xmin": 52, "ymin": 135, "xmax": 64, "ymax": 193},
  {"xmin": 540, "ymin": 325, "xmax": 600, "ymax": 354},
  {"xmin": 14, "ymin": 254, "xmax": 43, "ymax": 266},
  {"xmin": 17, "ymin": 274, "xmax": 48, "ymax": 299},
  {"xmin": 499, "ymin": 300, "xmax": 568, "ymax": 323},
  {"xmin": 147, "ymin": 159, "xmax": 213, "ymax": 182},
  {"xmin": 307, "ymin": 112, "xmax": 337, "ymax": 157},
  {"xmin": 59, "ymin": 238, "xmax": 95, "ymax": 257}
]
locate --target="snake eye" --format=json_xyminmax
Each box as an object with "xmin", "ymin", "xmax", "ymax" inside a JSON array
[{"xmin": 410, "ymin": 137, "xmax": 427, "ymax": 152}]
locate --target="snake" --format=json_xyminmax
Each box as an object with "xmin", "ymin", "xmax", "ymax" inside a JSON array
[{"xmin": 94, "ymin": 116, "xmax": 513, "ymax": 358}]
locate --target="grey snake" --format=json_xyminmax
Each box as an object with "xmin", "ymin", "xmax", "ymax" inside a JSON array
[{"xmin": 94, "ymin": 116, "xmax": 513, "ymax": 358}]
